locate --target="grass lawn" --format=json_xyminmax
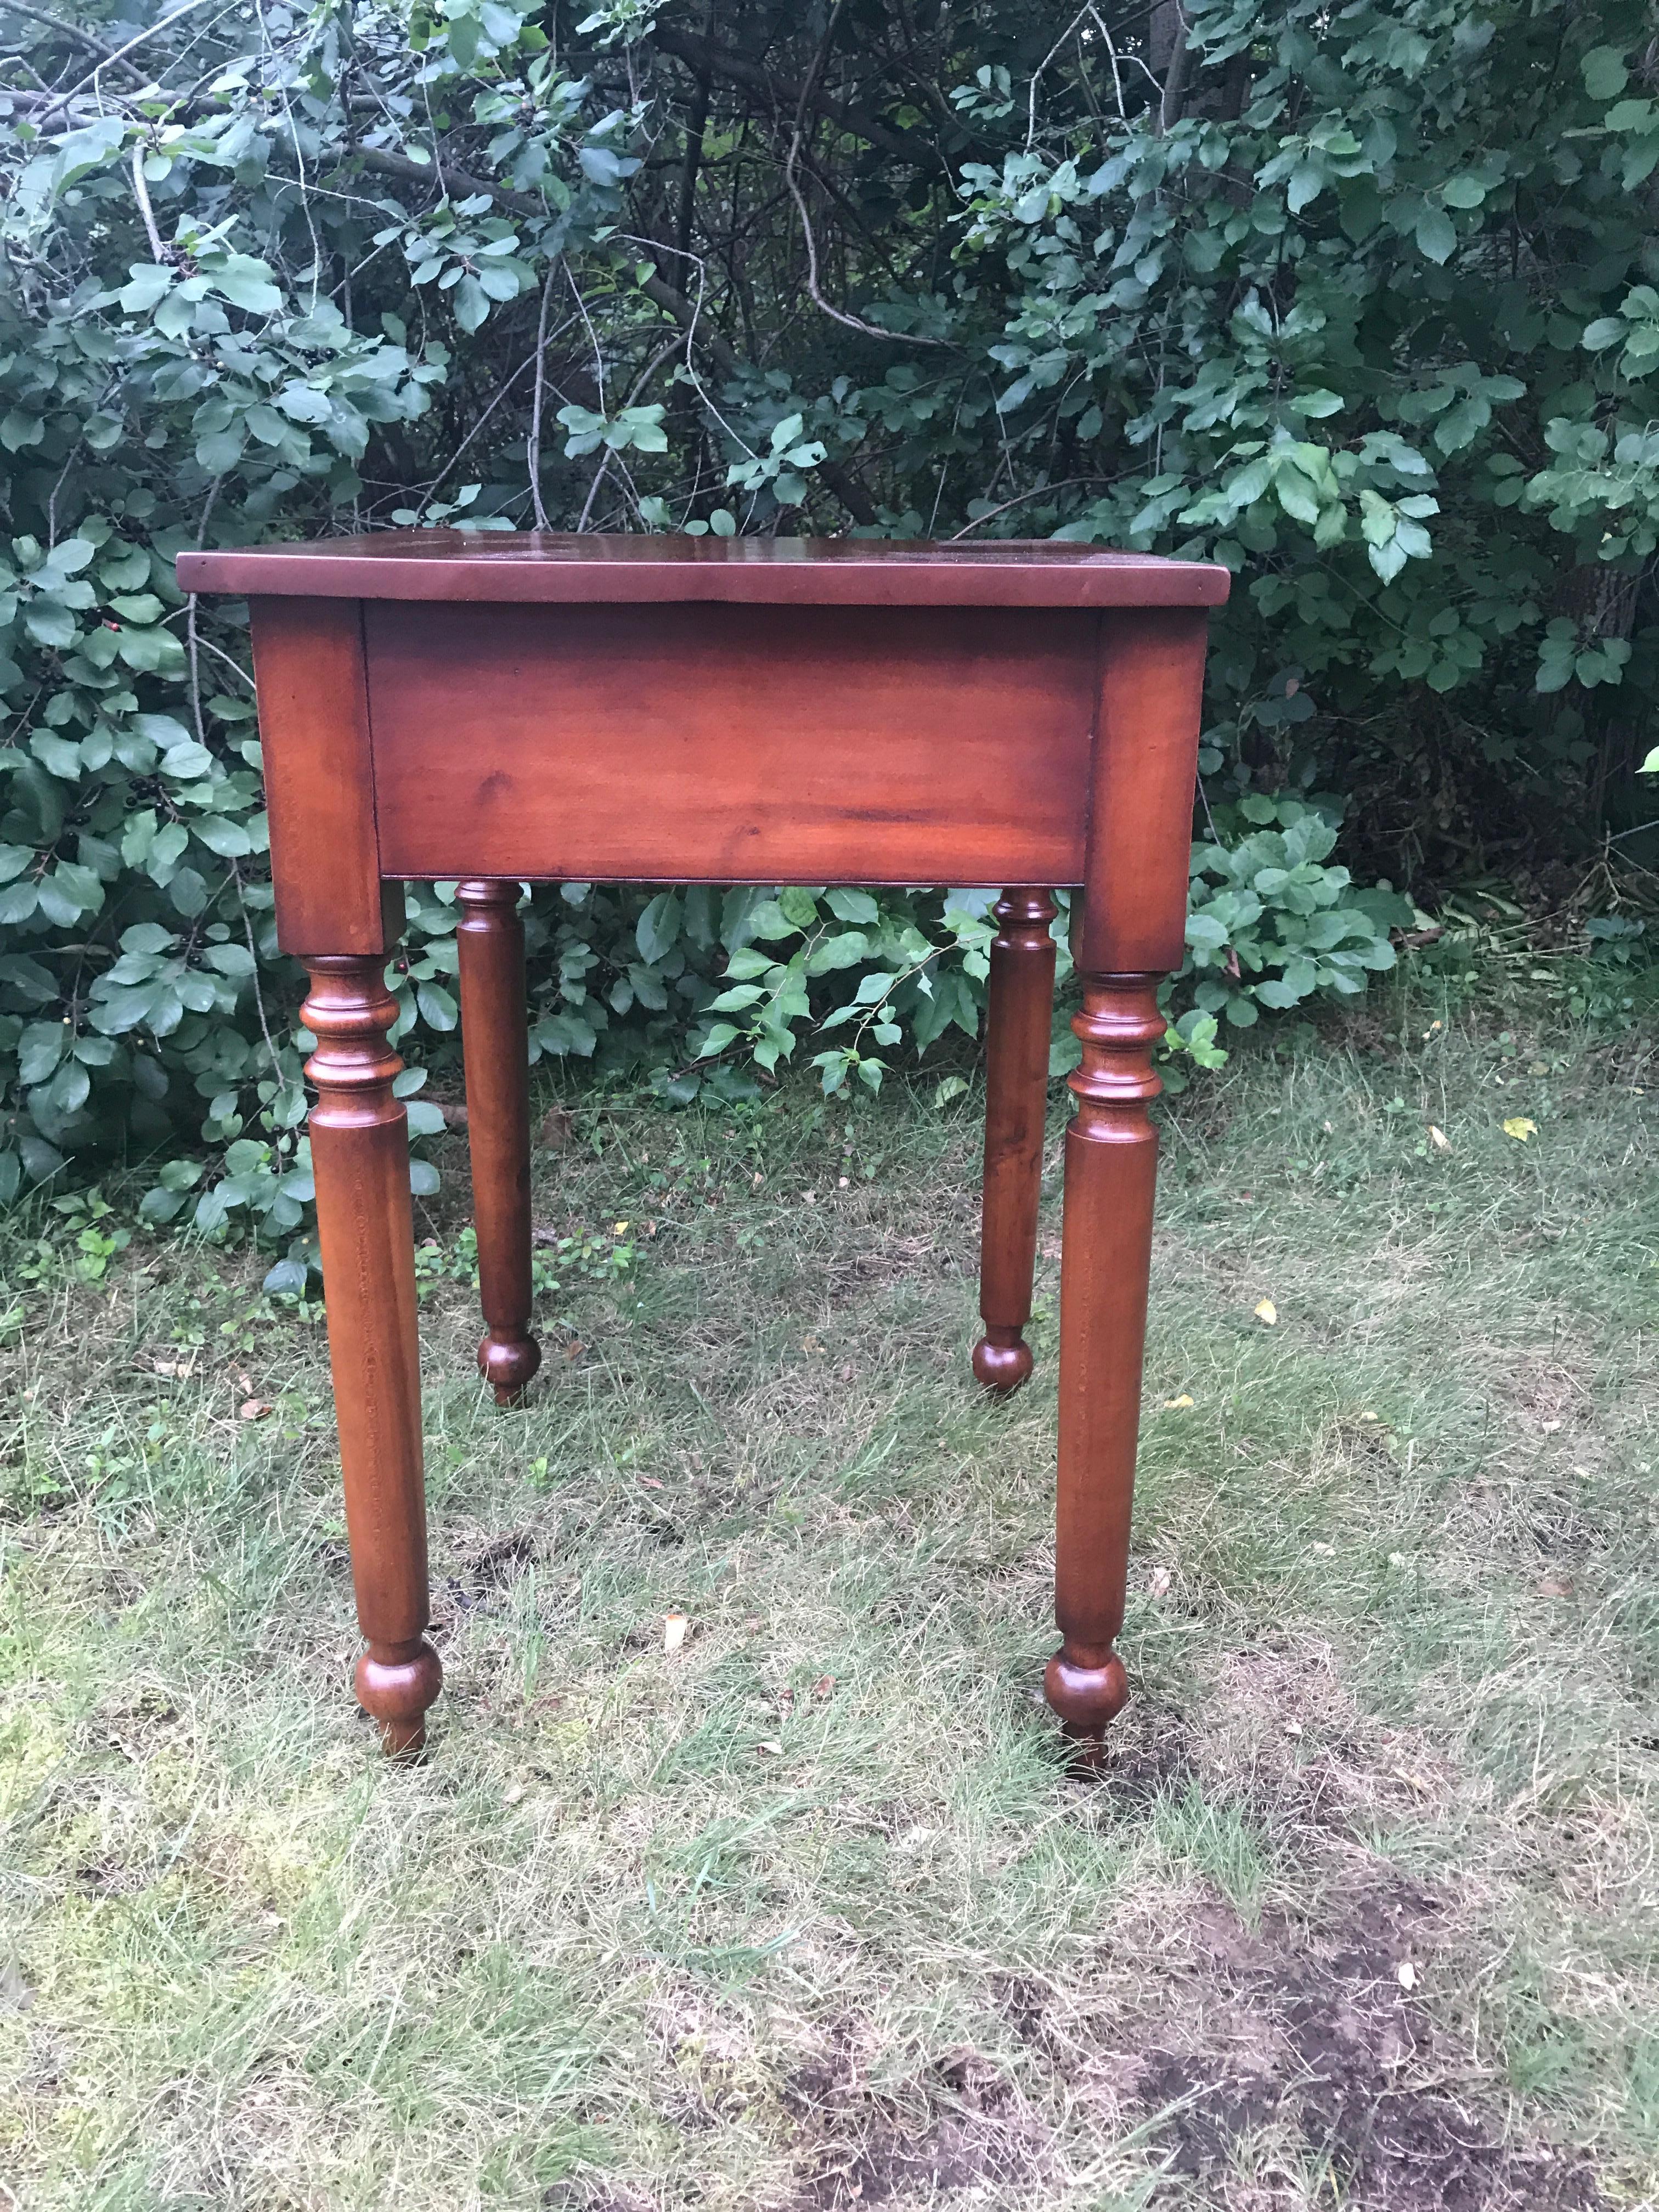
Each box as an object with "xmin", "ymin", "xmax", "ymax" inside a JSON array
[{"xmin": 2, "ymin": 967, "xmax": 1657, "ymax": 2211}]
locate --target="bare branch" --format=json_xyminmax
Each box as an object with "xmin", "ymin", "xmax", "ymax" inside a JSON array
[{"xmin": 652, "ymin": 23, "xmax": 915, "ymax": 161}]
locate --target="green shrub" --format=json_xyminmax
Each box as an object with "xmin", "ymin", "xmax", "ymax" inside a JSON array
[{"xmin": 2, "ymin": 0, "xmax": 1653, "ymax": 1233}]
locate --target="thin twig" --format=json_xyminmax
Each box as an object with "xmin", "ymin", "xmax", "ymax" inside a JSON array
[
  {"xmin": 130, "ymin": 137, "xmax": 167, "ymax": 262},
  {"xmin": 1159, "ymin": 0, "xmax": 1192, "ymax": 132},
  {"xmin": 575, "ymin": 453, "xmax": 610, "ymax": 531},
  {"xmin": 184, "ymin": 477, "xmax": 222, "ymax": 745},
  {"xmin": 527, "ymin": 266, "xmax": 557, "ymax": 531},
  {"xmin": 783, "ymin": 125, "xmax": 949, "ymax": 347},
  {"xmin": 566, "ymin": 255, "xmax": 607, "ymax": 411},
  {"xmin": 1026, "ymin": 8, "xmax": 1092, "ymax": 150},
  {"xmin": 570, "ymin": 329, "xmax": 681, "ymax": 529},
  {"xmin": 194, "ymin": 633, "xmax": 255, "ymax": 690},
  {"xmin": 0, "ymin": 0, "xmax": 139, "ymax": 72},
  {"xmin": 1086, "ymin": 6, "xmax": 1131, "ymax": 120},
  {"xmin": 947, "ymin": 477, "xmax": 1115, "ymax": 538},
  {"xmin": 783, "ymin": 0, "xmax": 949, "ymax": 349},
  {"xmin": 35, "ymin": 0, "xmax": 217, "ymax": 118},
  {"xmin": 231, "ymin": 862, "xmax": 283, "ymax": 1080}
]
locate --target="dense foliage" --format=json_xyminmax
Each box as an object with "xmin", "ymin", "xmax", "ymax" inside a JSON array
[{"xmin": 1, "ymin": 0, "xmax": 1654, "ymax": 1231}]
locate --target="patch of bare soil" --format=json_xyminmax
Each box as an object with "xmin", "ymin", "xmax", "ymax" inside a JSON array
[
  {"xmin": 428, "ymin": 1526, "xmax": 539, "ymax": 1631},
  {"xmin": 541, "ymin": 2187, "xmax": 658, "ymax": 2212},
  {"xmin": 1129, "ymin": 1882, "xmax": 1602, "ymax": 2210},
  {"xmin": 781, "ymin": 2027, "xmax": 1043, "ymax": 2208},
  {"xmin": 1092, "ymin": 1696, "xmax": 1203, "ymax": 1807}
]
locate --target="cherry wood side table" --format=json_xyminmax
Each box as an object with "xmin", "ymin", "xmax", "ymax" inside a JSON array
[{"xmin": 177, "ymin": 533, "xmax": 1229, "ymax": 1758}]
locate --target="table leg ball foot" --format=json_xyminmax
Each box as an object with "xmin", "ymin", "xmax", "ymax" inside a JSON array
[
  {"xmin": 356, "ymin": 1639, "xmax": 443, "ymax": 1757},
  {"xmin": 1043, "ymin": 1646, "xmax": 1128, "ymax": 1743},
  {"xmin": 479, "ymin": 1331, "xmax": 541, "ymax": 1406},
  {"xmin": 973, "ymin": 1328, "xmax": 1033, "ymax": 1394}
]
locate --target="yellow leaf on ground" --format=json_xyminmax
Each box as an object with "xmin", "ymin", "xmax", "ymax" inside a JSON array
[
  {"xmin": 1163, "ymin": 1394, "xmax": 1195, "ymax": 1410},
  {"xmin": 1254, "ymin": 1299, "xmax": 1278, "ymax": 1326},
  {"xmin": 1503, "ymin": 1117, "xmax": 1537, "ymax": 1141}
]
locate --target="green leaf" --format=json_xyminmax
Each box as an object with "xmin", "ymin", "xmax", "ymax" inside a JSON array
[
  {"xmin": 160, "ymin": 740, "xmax": 214, "ymax": 781},
  {"xmin": 636, "ymin": 891, "xmax": 682, "ymax": 964},
  {"xmin": 1414, "ymin": 206, "xmax": 1457, "ymax": 263},
  {"xmin": 825, "ymin": 889, "xmax": 880, "ymax": 924},
  {"xmin": 30, "ymin": 730, "xmax": 82, "ymax": 780},
  {"xmin": 41, "ymin": 862, "xmax": 104, "ymax": 919},
  {"xmin": 1273, "ymin": 467, "xmax": 1322, "ymax": 525},
  {"xmin": 453, "ymin": 274, "xmax": 490, "ymax": 332},
  {"xmin": 1582, "ymin": 46, "xmax": 1629, "ymax": 101},
  {"xmin": 18, "ymin": 1023, "xmax": 65, "ymax": 1086},
  {"xmin": 579, "ymin": 143, "xmax": 623, "ymax": 187},
  {"xmin": 192, "ymin": 815, "xmax": 254, "ymax": 856},
  {"xmin": 109, "ymin": 593, "xmax": 164, "ymax": 624},
  {"xmin": 208, "ymin": 254, "xmax": 284, "ymax": 314},
  {"xmin": 118, "ymin": 263, "xmax": 175, "ymax": 313},
  {"xmin": 1286, "ymin": 161, "xmax": 1324, "ymax": 213},
  {"xmin": 24, "ymin": 601, "xmax": 76, "ymax": 649},
  {"xmin": 805, "ymin": 930, "xmax": 870, "ymax": 975},
  {"xmin": 726, "ymin": 947, "xmax": 776, "ymax": 980}
]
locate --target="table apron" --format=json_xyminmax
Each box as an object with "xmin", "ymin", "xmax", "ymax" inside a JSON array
[{"xmin": 364, "ymin": 600, "xmax": 1099, "ymax": 887}]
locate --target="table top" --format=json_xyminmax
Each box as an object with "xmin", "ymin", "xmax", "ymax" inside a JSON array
[{"xmin": 177, "ymin": 531, "xmax": 1231, "ymax": 610}]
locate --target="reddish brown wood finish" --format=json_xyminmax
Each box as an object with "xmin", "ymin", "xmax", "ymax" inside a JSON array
[
  {"xmin": 186, "ymin": 532, "xmax": 1226, "ymax": 1759},
  {"xmin": 456, "ymin": 881, "xmax": 541, "ymax": 1404},
  {"xmin": 973, "ymin": 889, "xmax": 1058, "ymax": 1394},
  {"xmin": 1043, "ymin": 610, "xmax": 1207, "ymax": 1750},
  {"xmin": 301, "ymin": 956, "xmax": 439, "ymax": 1754},
  {"xmin": 182, "ymin": 529, "xmax": 1231, "ymax": 611},
  {"xmin": 1045, "ymin": 973, "xmax": 1165, "ymax": 1748},
  {"xmin": 248, "ymin": 599, "xmax": 391, "ymax": 958},
  {"xmin": 366, "ymin": 602, "xmax": 1096, "ymax": 886},
  {"xmin": 1080, "ymin": 607, "xmax": 1212, "ymax": 973}
]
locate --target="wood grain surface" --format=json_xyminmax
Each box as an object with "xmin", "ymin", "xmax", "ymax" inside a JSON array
[
  {"xmin": 183, "ymin": 529, "xmax": 1230, "ymax": 610},
  {"xmin": 972, "ymin": 889, "xmax": 1058, "ymax": 1395},
  {"xmin": 456, "ymin": 881, "xmax": 541, "ymax": 1406},
  {"xmin": 367, "ymin": 601, "xmax": 1099, "ymax": 885},
  {"xmin": 248, "ymin": 597, "xmax": 392, "ymax": 957}
]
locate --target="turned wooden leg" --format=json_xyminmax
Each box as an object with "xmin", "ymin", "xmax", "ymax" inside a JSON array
[
  {"xmin": 303, "ymin": 956, "xmax": 441, "ymax": 1756},
  {"xmin": 1044, "ymin": 972, "xmax": 1166, "ymax": 1750},
  {"xmin": 973, "ymin": 888, "xmax": 1058, "ymax": 1393},
  {"xmin": 456, "ymin": 881, "xmax": 541, "ymax": 1406}
]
